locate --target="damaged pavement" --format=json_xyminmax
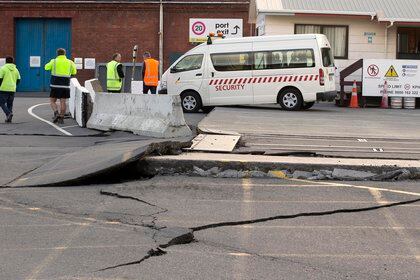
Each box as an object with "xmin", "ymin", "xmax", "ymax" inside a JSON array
[
  {"xmin": 1, "ymin": 100, "xmax": 419, "ymax": 279},
  {"xmin": 1, "ymin": 175, "xmax": 419, "ymax": 279}
]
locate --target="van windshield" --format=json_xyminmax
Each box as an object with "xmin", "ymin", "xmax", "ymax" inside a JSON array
[{"xmin": 321, "ymin": 48, "xmax": 334, "ymax": 67}]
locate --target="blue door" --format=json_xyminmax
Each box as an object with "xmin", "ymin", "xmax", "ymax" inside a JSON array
[{"xmin": 15, "ymin": 19, "xmax": 71, "ymax": 92}]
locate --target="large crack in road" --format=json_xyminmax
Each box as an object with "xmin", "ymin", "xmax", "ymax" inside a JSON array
[{"xmin": 96, "ymin": 190, "xmax": 420, "ymax": 272}]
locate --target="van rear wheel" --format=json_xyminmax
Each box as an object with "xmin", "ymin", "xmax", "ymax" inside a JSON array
[
  {"xmin": 278, "ymin": 89, "xmax": 303, "ymax": 111},
  {"xmin": 181, "ymin": 91, "xmax": 202, "ymax": 113}
]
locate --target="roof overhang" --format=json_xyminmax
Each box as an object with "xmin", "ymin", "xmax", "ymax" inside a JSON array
[
  {"xmin": 253, "ymin": 9, "xmax": 420, "ymax": 26},
  {"xmin": 258, "ymin": 9, "xmax": 377, "ymax": 18}
]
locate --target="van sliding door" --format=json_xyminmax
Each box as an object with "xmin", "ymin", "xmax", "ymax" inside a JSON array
[{"xmin": 206, "ymin": 43, "xmax": 253, "ymax": 105}]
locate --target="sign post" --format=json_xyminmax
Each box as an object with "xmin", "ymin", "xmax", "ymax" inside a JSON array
[
  {"xmin": 363, "ymin": 59, "xmax": 420, "ymax": 97},
  {"xmin": 189, "ymin": 18, "xmax": 243, "ymax": 43}
]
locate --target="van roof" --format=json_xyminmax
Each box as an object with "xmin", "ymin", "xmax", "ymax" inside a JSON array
[{"xmin": 212, "ymin": 34, "xmax": 326, "ymax": 44}]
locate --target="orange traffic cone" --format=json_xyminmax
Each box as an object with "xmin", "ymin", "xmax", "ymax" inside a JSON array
[
  {"xmin": 349, "ymin": 80, "xmax": 359, "ymax": 108},
  {"xmin": 380, "ymin": 80, "xmax": 389, "ymax": 109}
]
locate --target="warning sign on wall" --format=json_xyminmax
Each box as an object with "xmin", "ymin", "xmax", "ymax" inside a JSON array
[
  {"xmin": 385, "ymin": 65, "xmax": 399, "ymax": 78},
  {"xmin": 189, "ymin": 18, "xmax": 243, "ymax": 43},
  {"xmin": 363, "ymin": 59, "xmax": 420, "ymax": 97}
]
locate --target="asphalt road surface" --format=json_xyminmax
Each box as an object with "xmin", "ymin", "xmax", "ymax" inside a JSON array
[
  {"xmin": 0, "ymin": 176, "xmax": 419, "ymax": 279},
  {"xmin": 0, "ymin": 97, "xmax": 204, "ymax": 186},
  {"xmin": 199, "ymin": 105, "xmax": 420, "ymax": 159},
  {"xmin": 0, "ymin": 97, "xmax": 418, "ymax": 279}
]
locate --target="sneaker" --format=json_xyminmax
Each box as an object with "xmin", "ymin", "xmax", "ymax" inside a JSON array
[
  {"xmin": 53, "ymin": 115, "xmax": 60, "ymax": 124},
  {"xmin": 57, "ymin": 117, "xmax": 64, "ymax": 124}
]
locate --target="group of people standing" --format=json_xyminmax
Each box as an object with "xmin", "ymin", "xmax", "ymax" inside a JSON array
[
  {"xmin": 0, "ymin": 49, "xmax": 159, "ymax": 124},
  {"xmin": 106, "ymin": 51, "xmax": 159, "ymax": 94}
]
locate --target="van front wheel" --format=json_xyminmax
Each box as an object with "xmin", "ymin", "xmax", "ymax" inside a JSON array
[
  {"xmin": 278, "ymin": 89, "xmax": 303, "ymax": 111},
  {"xmin": 181, "ymin": 91, "xmax": 202, "ymax": 113}
]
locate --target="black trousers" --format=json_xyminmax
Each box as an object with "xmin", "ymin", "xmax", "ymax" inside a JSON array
[{"xmin": 143, "ymin": 84, "xmax": 157, "ymax": 94}]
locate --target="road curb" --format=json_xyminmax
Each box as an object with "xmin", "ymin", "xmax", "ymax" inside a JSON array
[{"xmin": 140, "ymin": 153, "xmax": 420, "ymax": 181}]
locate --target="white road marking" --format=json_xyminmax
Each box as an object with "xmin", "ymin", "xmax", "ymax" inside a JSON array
[
  {"xmin": 60, "ymin": 124, "xmax": 78, "ymax": 129},
  {"xmin": 27, "ymin": 103, "xmax": 72, "ymax": 136}
]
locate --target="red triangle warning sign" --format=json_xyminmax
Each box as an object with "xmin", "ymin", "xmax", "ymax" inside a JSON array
[{"xmin": 385, "ymin": 65, "xmax": 398, "ymax": 77}]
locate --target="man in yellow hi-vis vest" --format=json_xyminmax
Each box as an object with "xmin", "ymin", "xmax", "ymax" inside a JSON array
[
  {"xmin": 106, "ymin": 53, "xmax": 125, "ymax": 93},
  {"xmin": 45, "ymin": 48, "xmax": 77, "ymax": 124},
  {"xmin": 0, "ymin": 56, "xmax": 21, "ymax": 123},
  {"xmin": 142, "ymin": 52, "xmax": 159, "ymax": 94}
]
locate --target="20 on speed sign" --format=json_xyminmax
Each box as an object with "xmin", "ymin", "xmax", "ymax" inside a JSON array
[
  {"xmin": 192, "ymin": 21, "xmax": 206, "ymax": 36},
  {"xmin": 189, "ymin": 18, "xmax": 243, "ymax": 43},
  {"xmin": 363, "ymin": 59, "xmax": 420, "ymax": 97}
]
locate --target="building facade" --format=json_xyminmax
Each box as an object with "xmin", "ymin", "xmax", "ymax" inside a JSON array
[
  {"xmin": 0, "ymin": 0, "xmax": 250, "ymax": 91},
  {"xmin": 250, "ymin": 0, "xmax": 420, "ymax": 87}
]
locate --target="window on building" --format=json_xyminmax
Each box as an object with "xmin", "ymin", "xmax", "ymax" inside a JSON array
[
  {"xmin": 295, "ymin": 24, "xmax": 348, "ymax": 59},
  {"xmin": 211, "ymin": 52, "xmax": 252, "ymax": 71},
  {"xmin": 397, "ymin": 27, "xmax": 420, "ymax": 60},
  {"xmin": 172, "ymin": 54, "xmax": 203, "ymax": 72},
  {"xmin": 254, "ymin": 49, "xmax": 315, "ymax": 70}
]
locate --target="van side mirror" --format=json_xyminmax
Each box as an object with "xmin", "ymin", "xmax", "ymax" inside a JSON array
[{"xmin": 170, "ymin": 67, "xmax": 178, "ymax": 73}]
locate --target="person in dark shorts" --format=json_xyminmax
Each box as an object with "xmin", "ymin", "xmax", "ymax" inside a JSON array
[
  {"xmin": 0, "ymin": 56, "xmax": 21, "ymax": 123},
  {"xmin": 44, "ymin": 48, "xmax": 77, "ymax": 124},
  {"xmin": 142, "ymin": 52, "xmax": 159, "ymax": 94}
]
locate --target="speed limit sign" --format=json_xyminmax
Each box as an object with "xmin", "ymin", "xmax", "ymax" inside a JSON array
[{"xmin": 192, "ymin": 21, "xmax": 206, "ymax": 36}]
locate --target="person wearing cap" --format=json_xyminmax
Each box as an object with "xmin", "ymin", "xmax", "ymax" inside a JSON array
[
  {"xmin": 0, "ymin": 56, "xmax": 21, "ymax": 123},
  {"xmin": 142, "ymin": 52, "xmax": 159, "ymax": 94},
  {"xmin": 44, "ymin": 48, "xmax": 77, "ymax": 124}
]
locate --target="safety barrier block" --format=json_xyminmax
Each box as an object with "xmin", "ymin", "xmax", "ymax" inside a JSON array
[
  {"xmin": 84, "ymin": 78, "xmax": 103, "ymax": 101},
  {"xmin": 87, "ymin": 93, "xmax": 192, "ymax": 138},
  {"xmin": 70, "ymin": 78, "xmax": 91, "ymax": 127}
]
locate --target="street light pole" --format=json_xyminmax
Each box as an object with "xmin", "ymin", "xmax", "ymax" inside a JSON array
[{"xmin": 159, "ymin": 0, "xmax": 164, "ymax": 79}]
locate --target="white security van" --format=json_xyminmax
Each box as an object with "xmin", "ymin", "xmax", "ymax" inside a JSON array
[{"xmin": 160, "ymin": 34, "xmax": 336, "ymax": 112}]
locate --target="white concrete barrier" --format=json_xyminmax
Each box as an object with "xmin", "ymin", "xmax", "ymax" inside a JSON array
[
  {"xmin": 84, "ymin": 78, "xmax": 103, "ymax": 101},
  {"xmin": 131, "ymin": 81, "xmax": 162, "ymax": 94},
  {"xmin": 69, "ymin": 78, "xmax": 78, "ymax": 117},
  {"xmin": 69, "ymin": 78, "xmax": 90, "ymax": 127},
  {"xmin": 87, "ymin": 93, "xmax": 192, "ymax": 138}
]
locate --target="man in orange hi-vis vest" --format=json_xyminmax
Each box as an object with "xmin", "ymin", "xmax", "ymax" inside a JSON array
[{"xmin": 142, "ymin": 51, "xmax": 159, "ymax": 94}]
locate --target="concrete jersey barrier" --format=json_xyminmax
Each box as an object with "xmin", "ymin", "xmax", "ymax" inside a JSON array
[
  {"xmin": 87, "ymin": 93, "xmax": 192, "ymax": 138},
  {"xmin": 69, "ymin": 78, "xmax": 91, "ymax": 127},
  {"xmin": 85, "ymin": 78, "xmax": 103, "ymax": 101}
]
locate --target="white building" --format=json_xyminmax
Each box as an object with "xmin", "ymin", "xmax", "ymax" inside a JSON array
[{"xmin": 249, "ymin": 0, "xmax": 420, "ymax": 90}]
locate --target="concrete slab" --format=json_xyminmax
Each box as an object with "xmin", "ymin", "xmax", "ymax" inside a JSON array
[
  {"xmin": 7, "ymin": 139, "xmax": 188, "ymax": 187},
  {"xmin": 189, "ymin": 134, "xmax": 241, "ymax": 152}
]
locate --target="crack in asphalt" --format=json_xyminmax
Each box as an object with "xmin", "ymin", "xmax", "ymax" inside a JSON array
[
  {"xmin": 191, "ymin": 198, "xmax": 420, "ymax": 232},
  {"xmin": 97, "ymin": 248, "xmax": 167, "ymax": 272},
  {"xmin": 97, "ymin": 191, "xmax": 419, "ymax": 272},
  {"xmin": 100, "ymin": 190, "xmax": 163, "ymax": 208},
  {"xmin": 1, "ymin": 164, "xmax": 45, "ymax": 188},
  {"xmin": 99, "ymin": 190, "xmax": 168, "ymax": 233}
]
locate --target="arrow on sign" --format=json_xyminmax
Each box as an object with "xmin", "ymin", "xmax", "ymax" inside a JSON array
[{"xmin": 232, "ymin": 25, "xmax": 241, "ymax": 35}]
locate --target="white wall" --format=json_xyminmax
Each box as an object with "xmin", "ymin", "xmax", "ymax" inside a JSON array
[{"xmin": 262, "ymin": 15, "xmax": 397, "ymax": 90}]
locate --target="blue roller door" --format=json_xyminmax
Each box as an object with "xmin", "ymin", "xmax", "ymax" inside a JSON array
[{"xmin": 15, "ymin": 19, "xmax": 71, "ymax": 92}]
